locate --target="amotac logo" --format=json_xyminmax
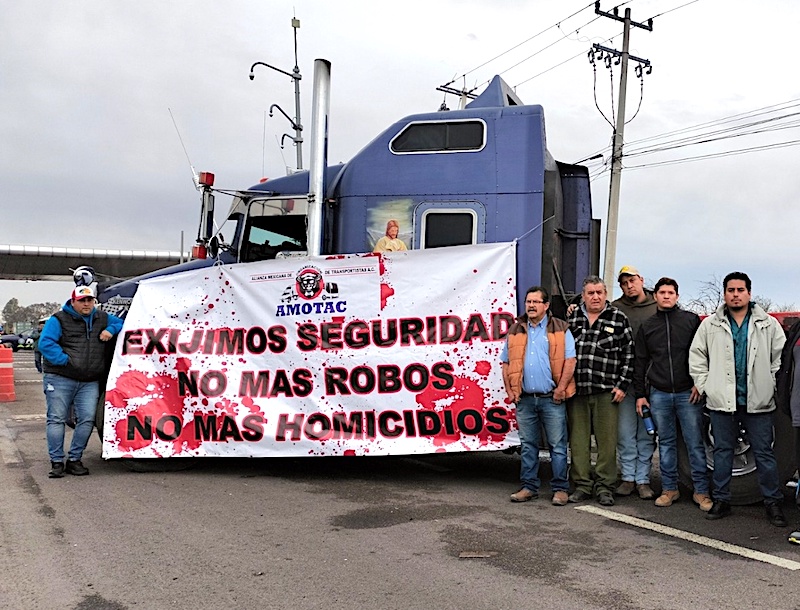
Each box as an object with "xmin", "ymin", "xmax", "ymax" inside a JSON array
[{"xmin": 275, "ymin": 265, "xmax": 346, "ymax": 317}]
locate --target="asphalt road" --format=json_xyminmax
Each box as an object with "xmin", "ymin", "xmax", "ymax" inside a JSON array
[{"xmin": 1, "ymin": 349, "xmax": 800, "ymax": 610}]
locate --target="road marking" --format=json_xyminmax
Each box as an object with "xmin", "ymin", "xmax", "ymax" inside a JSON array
[
  {"xmin": 576, "ymin": 505, "xmax": 800, "ymax": 571},
  {"xmin": 11, "ymin": 414, "xmax": 45, "ymax": 421},
  {"xmin": 16, "ymin": 380, "xmax": 42, "ymax": 384},
  {"xmin": 0, "ymin": 419, "xmax": 23, "ymax": 465}
]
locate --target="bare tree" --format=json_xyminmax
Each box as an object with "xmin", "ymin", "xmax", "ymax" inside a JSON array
[
  {"xmin": 684, "ymin": 275, "xmax": 724, "ymax": 315},
  {"xmin": 753, "ymin": 295, "xmax": 773, "ymax": 312},
  {"xmin": 683, "ymin": 275, "xmax": 793, "ymax": 315}
]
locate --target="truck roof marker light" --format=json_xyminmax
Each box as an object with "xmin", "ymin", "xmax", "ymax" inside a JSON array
[
  {"xmin": 191, "ymin": 244, "xmax": 207, "ymax": 260},
  {"xmin": 283, "ymin": 199, "xmax": 295, "ymax": 212},
  {"xmin": 198, "ymin": 172, "xmax": 215, "ymax": 187},
  {"xmin": 259, "ymin": 177, "xmax": 269, "ymax": 183}
]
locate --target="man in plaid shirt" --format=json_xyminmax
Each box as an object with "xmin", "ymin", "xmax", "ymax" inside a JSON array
[{"xmin": 566, "ymin": 275, "xmax": 634, "ymax": 506}]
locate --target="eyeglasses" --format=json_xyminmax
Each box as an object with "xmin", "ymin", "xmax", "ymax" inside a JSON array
[{"xmin": 526, "ymin": 300, "xmax": 546, "ymax": 305}]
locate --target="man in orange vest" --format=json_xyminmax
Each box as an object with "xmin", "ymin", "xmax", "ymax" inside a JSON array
[{"xmin": 501, "ymin": 286, "xmax": 577, "ymax": 506}]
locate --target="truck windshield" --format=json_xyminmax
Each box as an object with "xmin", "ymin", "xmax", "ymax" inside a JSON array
[{"xmin": 241, "ymin": 197, "xmax": 308, "ymax": 262}]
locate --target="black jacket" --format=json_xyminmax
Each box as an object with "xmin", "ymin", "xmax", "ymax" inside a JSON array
[
  {"xmin": 42, "ymin": 309, "xmax": 110, "ymax": 382},
  {"xmin": 776, "ymin": 320, "xmax": 800, "ymax": 419},
  {"xmin": 634, "ymin": 306, "xmax": 700, "ymax": 398}
]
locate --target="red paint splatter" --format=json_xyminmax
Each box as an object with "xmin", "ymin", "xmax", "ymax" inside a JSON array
[
  {"xmin": 368, "ymin": 252, "xmax": 386, "ymax": 275},
  {"xmin": 415, "ymin": 375, "xmax": 510, "ymax": 447},
  {"xmin": 380, "ymin": 283, "xmax": 395, "ymax": 310},
  {"xmin": 474, "ymin": 361, "xmax": 491, "ymax": 376},
  {"xmin": 106, "ymin": 367, "xmax": 253, "ymax": 456}
]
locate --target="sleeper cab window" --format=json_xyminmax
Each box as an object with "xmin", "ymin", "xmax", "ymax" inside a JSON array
[{"xmin": 390, "ymin": 120, "xmax": 486, "ymax": 154}]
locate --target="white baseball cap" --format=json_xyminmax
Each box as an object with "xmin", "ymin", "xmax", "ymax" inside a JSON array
[{"xmin": 72, "ymin": 285, "xmax": 96, "ymax": 300}]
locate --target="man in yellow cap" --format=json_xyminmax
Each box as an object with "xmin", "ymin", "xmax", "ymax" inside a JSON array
[{"xmin": 612, "ymin": 265, "xmax": 658, "ymax": 500}]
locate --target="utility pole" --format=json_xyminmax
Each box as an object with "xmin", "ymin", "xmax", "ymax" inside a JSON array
[{"xmin": 594, "ymin": 2, "xmax": 652, "ymax": 288}]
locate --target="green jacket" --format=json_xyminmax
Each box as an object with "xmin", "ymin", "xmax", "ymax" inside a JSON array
[
  {"xmin": 612, "ymin": 290, "xmax": 657, "ymax": 337},
  {"xmin": 689, "ymin": 303, "xmax": 785, "ymax": 413}
]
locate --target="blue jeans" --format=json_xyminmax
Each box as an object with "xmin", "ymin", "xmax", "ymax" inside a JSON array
[
  {"xmin": 617, "ymin": 393, "xmax": 655, "ymax": 484},
  {"xmin": 516, "ymin": 394, "xmax": 569, "ymax": 493},
  {"xmin": 707, "ymin": 407, "xmax": 782, "ymax": 504},
  {"xmin": 44, "ymin": 373, "xmax": 99, "ymax": 462},
  {"xmin": 649, "ymin": 389, "xmax": 709, "ymax": 494}
]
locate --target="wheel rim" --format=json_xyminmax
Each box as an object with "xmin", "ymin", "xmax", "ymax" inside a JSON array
[{"xmin": 702, "ymin": 410, "xmax": 772, "ymax": 478}]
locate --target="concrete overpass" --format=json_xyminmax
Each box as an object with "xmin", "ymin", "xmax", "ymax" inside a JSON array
[{"xmin": 0, "ymin": 245, "xmax": 190, "ymax": 282}]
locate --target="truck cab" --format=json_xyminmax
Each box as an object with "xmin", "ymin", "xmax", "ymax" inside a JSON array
[{"xmin": 99, "ymin": 75, "xmax": 598, "ymax": 318}]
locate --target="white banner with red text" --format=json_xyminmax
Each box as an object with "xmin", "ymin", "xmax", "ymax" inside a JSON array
[{"xmin": 102, "ymin": 242, "xmax": 519, "ymax": 458}]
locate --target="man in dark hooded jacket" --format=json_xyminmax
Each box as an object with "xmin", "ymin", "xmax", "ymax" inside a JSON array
[{"xmin": 612, "ymin": 265, "xmax": 658, "ymax": 500}]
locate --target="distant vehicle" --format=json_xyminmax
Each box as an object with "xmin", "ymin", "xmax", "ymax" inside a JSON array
[
  {"xmin": 0, "ymin": 333, "xmax": 21, "ymax": 351},
  {"xmin": 17, "ymin": 328, "xmax": 38, "ymax": 350}
]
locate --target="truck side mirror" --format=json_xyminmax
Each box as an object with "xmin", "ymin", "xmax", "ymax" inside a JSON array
[{"xmin": 208, "ymin": 236, "xmax": 220, "ymax": 258}]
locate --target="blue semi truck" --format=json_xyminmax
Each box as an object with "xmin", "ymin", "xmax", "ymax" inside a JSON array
[{"xmin": 94, "ymin": 70, "xmax": 793, "ymax": 504}]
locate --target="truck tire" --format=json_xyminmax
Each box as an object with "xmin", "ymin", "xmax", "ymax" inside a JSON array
[{"xmin": 678, "ymin": 407, "xmax": 795, "ymax": 505}]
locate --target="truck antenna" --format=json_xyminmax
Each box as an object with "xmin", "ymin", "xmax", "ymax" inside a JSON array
[{"xmin": 169, "ymin": 108, "xmax": 200, "ymax": 189}]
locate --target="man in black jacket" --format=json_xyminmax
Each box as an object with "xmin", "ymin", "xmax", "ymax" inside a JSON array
[
  {"xmin": 39, "ymin": 285, "xmax": 123, "ymax": 478},
  {"xmin": 634, "ymin": 277, "xmax": 711, "ymax": 511},
  {"xmin": 777, "ymin": 318, "xmax": 800, "ymax": 543}
]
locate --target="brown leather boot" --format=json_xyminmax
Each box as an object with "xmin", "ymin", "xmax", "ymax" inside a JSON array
[{"xmin": 655, "ymin": 489, "xmax": 680, "ymax": 507}]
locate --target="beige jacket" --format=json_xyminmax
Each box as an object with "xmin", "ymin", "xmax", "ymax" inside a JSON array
[{"xmin": 689, "ymin": 304, "xmax": 785, "ymax": 413}]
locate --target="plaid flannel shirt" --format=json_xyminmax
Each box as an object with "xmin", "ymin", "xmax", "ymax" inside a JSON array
[{"xmin": 567, "ymin": 302, "xmax": 634, "ymax": 395}]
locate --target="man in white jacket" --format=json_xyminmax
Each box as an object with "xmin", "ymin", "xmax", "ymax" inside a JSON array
[{"xmin": 689, "ymin": 272, "xmax": 786, "ymax": 524}]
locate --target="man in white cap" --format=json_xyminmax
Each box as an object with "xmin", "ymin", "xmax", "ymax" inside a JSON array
[{"xmin": 38, "ymin": 285, "xmax": 124, "ymax": 478}]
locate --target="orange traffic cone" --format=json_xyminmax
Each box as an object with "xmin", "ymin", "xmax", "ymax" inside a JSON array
[{"xmin": 0, "ymin": 346, "xmax": 15, "ymax": 402}]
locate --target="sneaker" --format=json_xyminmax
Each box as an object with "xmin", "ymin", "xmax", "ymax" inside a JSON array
[
  {"xmin": 636, "ymin": 484, "xmax": 655, "ymax": 500},
  {"xmin": 615, "ymin": 480, "xmax": 635, "ymax": 496},
  {"xmin": 48, "ymin": 461, "xmax": 65, "ymax": 478},
  {"xmin": 65, "ymin": 460, "xmax": 89, "ymax": 476},
  {"xmin": 597, "ymin": 491, "xmax": 615, "ymax": 506},
  {"xmin": 789, "ymin": 530, "xmax": 800, "ymax": 545},
  {"xmin": 766, "ymin": 503, "xmax": 788, "ymax": 527},
  {"xmin": 705, "ymin": 500, "xmax": 731, "ymax": 520},
  {"xmin": 552, "ymin": 491, "xmax": 569, "ymax": 506},
  {"xmin": 655, "ymin": 489, "xmax": 680, "ymax": 507},
  {"xmin": 692, "ymin": 493, "xmax": 713, "ymax": 512},
  {"xmin": 568, "ymin": 489, "xmax": 592, "ymax": 503},
  {"xmin": 510, "ymin": 488, "xmax": 537, "ymax": 502}
]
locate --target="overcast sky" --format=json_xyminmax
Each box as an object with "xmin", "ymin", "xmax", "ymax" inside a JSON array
[{"xmin": 2, "ymin": 0, "xmax": 798, "ymax": 313}]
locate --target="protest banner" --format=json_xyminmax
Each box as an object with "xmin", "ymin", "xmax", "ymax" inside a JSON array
[{"xmin": 102, "ymin": 242, "xmax": 519, "ymax": 458}]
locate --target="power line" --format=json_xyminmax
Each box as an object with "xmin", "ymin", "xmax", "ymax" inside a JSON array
[
  {"xmin": 447, "ymin": 2, "xmax": 597, "ymax": 87},
  {"xmin": 495, "ymin": 15, "xmax": 603, "ymax": 82},
  {"xmin": 642, "ymin": 0, "xmax": 702, "ymax": 22},
  {"xmin": 625, "ymin": 100, "xmax": 800, "ymax": 148},
  {"xmin": 624, "ymin": 110, "xmax": 800, "ymax": 156},
  {"xmin": 573, "ymin": 97, "xmax": 800, "ymax": 165},
  {"xmin": 623, "ymin": 137, "xmax": 800, "ymax": 169},
  {"xmin": 585, "ymin": 127, "xmax": 800, "ymax": 175}
]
